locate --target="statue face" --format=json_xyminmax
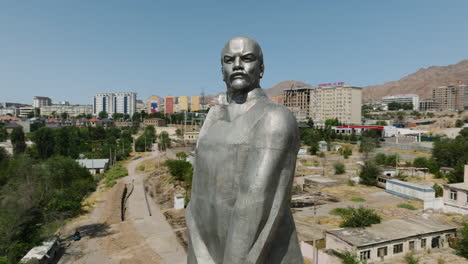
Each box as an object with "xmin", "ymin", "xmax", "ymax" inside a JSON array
[{"xmin": 221, "ymin": 37, "xmax": 264, "ymax": 93}]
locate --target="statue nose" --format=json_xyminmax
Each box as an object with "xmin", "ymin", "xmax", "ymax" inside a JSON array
[{"xmin": 233, "ymin": 57, "xmax": 243, "ymax": 70}]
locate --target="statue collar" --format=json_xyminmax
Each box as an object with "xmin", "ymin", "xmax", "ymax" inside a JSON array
[{"xmin": 224, "ymin": 88, "xmax": 266, "ymax": 104}]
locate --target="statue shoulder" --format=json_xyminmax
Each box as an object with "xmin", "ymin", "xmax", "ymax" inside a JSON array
[{"xmin": 259, "ymin": 100, "xmax": 299, "ymax": 147}]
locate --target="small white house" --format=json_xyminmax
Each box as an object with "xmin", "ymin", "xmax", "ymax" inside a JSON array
[
  {"xmin": 76, "ymin": 159, "xmax": 109, "ymax": 175},
  {"xmin": 174, "ymin": 194, "xmax": 185, "ymax": 209}
]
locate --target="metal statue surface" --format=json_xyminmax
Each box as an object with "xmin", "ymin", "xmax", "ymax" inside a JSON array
[{"xmin": 186, "ymin": 36, "xmax": 303, "ymax": 264}]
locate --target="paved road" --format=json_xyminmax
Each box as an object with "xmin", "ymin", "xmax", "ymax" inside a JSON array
[{"xmin": 125, "ymin": 148, "xmax": 187, "ymax": 264}]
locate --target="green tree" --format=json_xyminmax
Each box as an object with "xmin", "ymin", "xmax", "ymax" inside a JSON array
[
  {"xmin": 374, "ymin": 153, "xmax": 387, "ymax": 165},
  {"xmin": 339, "ymin": 206, "xmax": 381, "ymax": 228},
  {"xmin": 325, "ymin": 118, "xmax": 341, "ymax": 126},
  {"xmin": 456, "ymin": 222, "xmax": 468, "ymax": 259},
  {"xmin": 427, "ymin": 112, "xmax": 435, "ymax": 118},
  {"xmin": 31, "ymin": 128, "xmax": 56, "ymax": 159},
  {"xmin": 60, "ymin": 112, "xmax": 69, "ymax": 120},
  {"xmin": 165, "ymin": 159, "xmax": 193, "ymax": 182},
  {"xmin": 10, "ymin": 127, "xmax": 26, "ymax": 155},
  {"xmin": 98, "ymin": 111, "xmax": 108, "ymax": 119},
  {"xmin": 433, "ymin": 183, "xmax": 443, "ymax": 198},
  {"xmin": 0, "ymin": 147, "xmax": 9, "ymax": 163},
  {"xmin": 359, "ymin": 161, "xmax": 381, "ymax": 186},
  {"xmin": 412, "ymin": 157, "xmax": 428, "ymax": 168},
  {"xmin": 0, "ymin": 125, "xmax": 8, "ymax": 142},
  {"xmin": 176, "ymin": 128, "xmax": 183, "ymax": 137},
  {"xmin": 132, "ymin": 112, "xmax": 141, "ymax": 122},
  {"xmin": 158, "ymin": 131, "xmax": 171, "ymax": 151},
  {"xmin": 456, "ymin": 119, "xmax": 464, "ymax": 128}
]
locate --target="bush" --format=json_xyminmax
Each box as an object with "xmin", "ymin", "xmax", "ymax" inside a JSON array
[
  {"xmin": 405, "ymin": 253, "xmax": 419, "ymax": 264},
  {"xmin": 456, "ymin": 119, "xmax": 464, "ymax": 128},
  {"xmin": 334, "ymin": 162, "xmax": 346, "ymax": 175},
  {"xmin": 359, "ymin": 160, "xmax": 381, "ymax": 186},
  {"xmin": 318, "ymin": 151, "xmax": 325, "ymax": 157},
  {"xmin": 375, "ymin": 153, "xmax": 387, "ymax": 165},
  {"xmin": 165, "ymin": 159, "xmax": 193, "ymax": 184},
  {"xmin": 138, "ymin": 164, "xmax": 145, "ymax": 171},
  {"xmin": 397, "ymin": 203, "xmax": 417, "ymax": 210},
  {"xmin": 103, "ymin": 163, "xmax": 128, "ymax": 187},
  {"xmin": 333, "ymin": 251, "xmax": 361, "ymax": 264},
  {"xmin": 339, "ymin": 206, "xmax": 381, "ymax": 228},
  {"xmin": 329, "ymin": 207, "xmax": 353, "ymax": 217},
  {"xmin": 350, "ymin": 197, "xmax": 366, "ymax": 202}
]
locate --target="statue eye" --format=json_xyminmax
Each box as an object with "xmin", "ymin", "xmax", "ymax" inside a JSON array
[
  {"xmin": 242, "ymin": 54, "xmax": 256, "ymax": 62},
  {"xmin": 224, "ymin": 56, "xmax": 234, "ymax": 64}
]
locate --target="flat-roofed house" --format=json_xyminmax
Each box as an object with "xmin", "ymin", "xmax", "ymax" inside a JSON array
[
  {"xmin": 443, "ymin": 165, "xmax": 468, "ymax": 215},
  {"xmin": 76, "ymin": 159, "xmax": 109, "ymax": 175},
  {"xmin": 326, "ymin": 216, "xmax": 456, "ymax": 263}
]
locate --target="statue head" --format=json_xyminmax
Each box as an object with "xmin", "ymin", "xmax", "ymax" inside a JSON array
[{"xmin": 221, "ymin": 36, "xmax": 264, "ymax": 95}]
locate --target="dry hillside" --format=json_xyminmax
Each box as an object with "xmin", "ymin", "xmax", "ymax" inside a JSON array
[{"xmin": 363, "ymin": 59, "xmax": 468, "ymax": 100}]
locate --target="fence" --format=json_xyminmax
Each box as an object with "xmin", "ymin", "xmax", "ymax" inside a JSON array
[{"xmin": 382, "ymin": 142, "xmax": 432, "ymax": 153}]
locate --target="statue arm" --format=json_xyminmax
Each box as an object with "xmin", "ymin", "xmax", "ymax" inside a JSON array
[{"xmin": 223, "ymin": 109, "xmax": 299, "ymax": 264}]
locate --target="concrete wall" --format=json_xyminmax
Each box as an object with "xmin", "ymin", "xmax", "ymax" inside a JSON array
[
  {"xmin": 386, "ymin": 179, "xmax": 435, "ymax": 202},
  {"xmin": 300, "ymin": 241, "xmax": 340, "ymax": 264},
  {"xmin": 424, "ymin": 197, "xmax": 444, "ymax": 211}
]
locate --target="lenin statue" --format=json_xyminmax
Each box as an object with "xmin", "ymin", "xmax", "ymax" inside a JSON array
[{"xmin": 186, "ymin": 36, "xmax": 303, "ymax": 264}]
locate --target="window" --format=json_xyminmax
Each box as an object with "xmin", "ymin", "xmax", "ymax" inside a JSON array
[
  {"xmin": 409, "ymin": 241, "xmax": 415, "ymax": 250},
  {"xmin": 359, "ymin": 250, "xmax": 370, "ymax": 261},
  {"xmin": 393, "ymin": 243, "xmax": 403, "ymax": 254},
  {"xmin": 451, "ymin": 190, "xmax": 458, "ymax": 200},
  {"xmin": 421, "ymin": 239, "xmax": 426, "ymax": 248},
  {"xmin": 377, "ymin": 246, "xmax": 387, "ymax": 257}
]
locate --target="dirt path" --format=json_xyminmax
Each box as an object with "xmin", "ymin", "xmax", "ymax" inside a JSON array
[{"xmin": 58, "ymin": 148, "xmax": 186, "ymax": 264}]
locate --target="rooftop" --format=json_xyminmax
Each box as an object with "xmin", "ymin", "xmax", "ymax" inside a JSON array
[
  {"xmin": 326, "ymin": 216, "xmax": 455, "ymax": 248},
  {"xmin": 447, "ymin": 182, "xmax": 468, "ymax": 191},
  {"xmin": 76, "ymin": 159, "xmax": 109, "ymax": 169},
  {"xmin": 20, "ymin": 240, "xmax": 56, "ymax": 263}
]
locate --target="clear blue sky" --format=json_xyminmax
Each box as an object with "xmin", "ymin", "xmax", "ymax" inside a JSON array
[{"xmin": 1, "ymin": 0, "xmax": 468, "ymax": 104}]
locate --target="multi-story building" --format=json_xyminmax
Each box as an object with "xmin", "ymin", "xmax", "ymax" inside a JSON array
[
  {"xmin": 19, "ymin": 106, "xmax": 35, "ymax": 118},
  {"xmin": 419, "ymin": 99, "xmax": 438, "ymax": 112},
  {"xmin": 382, "ymin": 94, "xmax": 420, "ymax": 111},
  {"xmin": 179, "ymin": 96, "xmax": 189, "ymax": 112},
  {"xmin": 40, "ymin": 105, "xmax": 93, "ymax": 117},
  {"xmin": 33, "ymin": 96, "xmax": 52, "ymax": 108},
  {"xmin": 165, "ymin": 96, "xmax": 175, "ymax": 114},
  {"xmin": 93, "ymin": 92, "xmax": 137, "ymax": 116},
  {"xmin": 431, "ymin": 85, "xmax": 467, "ymax": 111},
  {"xmin": 310, "ymin": 85, "xmax": 362, "ymax": 124},
  {"xmin": 191, "ymin": 96, "xmax": 200, "ymax": 111},
  {"xmin": 148, "ymin": 96, "xmax": 160, "ymax": 113},
  {"xmin": 282, "ymin": 85, "xmax": 362, "ymax": 124},
  {"xmin": 282, "ymin": 87, "xmax": 313, "ymax": 121}
]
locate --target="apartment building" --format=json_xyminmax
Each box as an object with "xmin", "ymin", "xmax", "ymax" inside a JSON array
[
  {"xmin": 40, "ymin": 105, "xmax": 93, "ymax": 117},
  {"xmin": 191, "ymin": 96, "xmax": 200, "ymax": 111},
  {"xmin": 419, "ymin": 99, "xmax": 438, "ymax": 112},
  {"xmin": 179, "ymin": 96, "xmax": 189, "ymax": 112},
  {"xmin": 310, "ymin": 85, "xmax": 362, "ymax": 124},
  {"xmin": 33, "ymin": 96, "xmax": 52, "ymax": 108},
  {"xmin": 432, "ymin": 85, "xmax": 467, "ymax": 111},
  {"xmin": 282, "ymin": 85, "xmax": 362, "ymax": 124},
  {"xmin": 93, "ymin": 92, "xmax": 137, "ymax": 116},
  {"xmin": 382, "ymin": 94, "xmax": 420, "ymax": 110},
  {"xmin": 282, "ymin": 87, "xmax": 313, "ymax": 121},
  {"xmin": 148, "ymin": 96, "xmax": 160, "ymax": 113},
  {"xmin": 165, "ymin": 96, "xmax": 175, "ymax": 114}
]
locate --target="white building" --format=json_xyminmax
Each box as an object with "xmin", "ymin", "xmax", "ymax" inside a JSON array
[
  {"xmin": 382, "ymin": 94, "xmax": 420, "ymax": 111},
  {"xmin": 32, "ymin": 96, "xmax": 52, "ymax": 108},
  {"xmin": 93, "ymin": 92, "xmax": 137, "ymax": 116},
  {"xmin": 19, "ymin": 106, "xmax": 35, "ymax": 118},
  {"xmin": 76, "ymin": 159, "xmax": 109, "ymax": 175},
  {"xmin": 40, "ymin": 105, "xmax": 93, "ymax": 117}
]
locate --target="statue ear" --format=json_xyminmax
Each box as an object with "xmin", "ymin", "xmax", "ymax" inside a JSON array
[{"xmin": 259, "ymin": 64, "xmax": 264, "ymax": 79}]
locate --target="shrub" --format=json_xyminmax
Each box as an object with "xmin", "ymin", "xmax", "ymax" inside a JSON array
[
  {"xmin": 333, "ymin": 251, "xmax": 361, "ymax": 264},
  {"xmin": 334, "ymin": 162, "xmax": 346, "ymax": 175},
  {"xmin": 318, "ymin": 151, "xmax": 325, "ymax": 157},
  {"xmin": 375, "ymin": 153, "xmax": 387, "ymax": 165},
  {"xmin": 138, "ymin": 164, "xmax": 145, "ymax": 171},
  {"xmin": 397, "ymin": 203, "xmax": 417, "ymax": 210},
  {"xmin": 165, "ymin": 159, "xmax": 193, "ymax": 183},
  {"xmin": 359, "ymin": 160, "xmax": 381, "ymax": 186},
  {"xmin": 329, "ymin": 207, "xmax": 353, "ymax": 217},
  {"xmin": 405, "ymin": 253, "xmax": 419, "ymax": 264},
  {"xmin": 350, "ymin": 197, "xmax": 366, "ymax": 202},
  {"xmin": 339, "ymin": 206, "xmax": 382, "ymax": 228}
]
